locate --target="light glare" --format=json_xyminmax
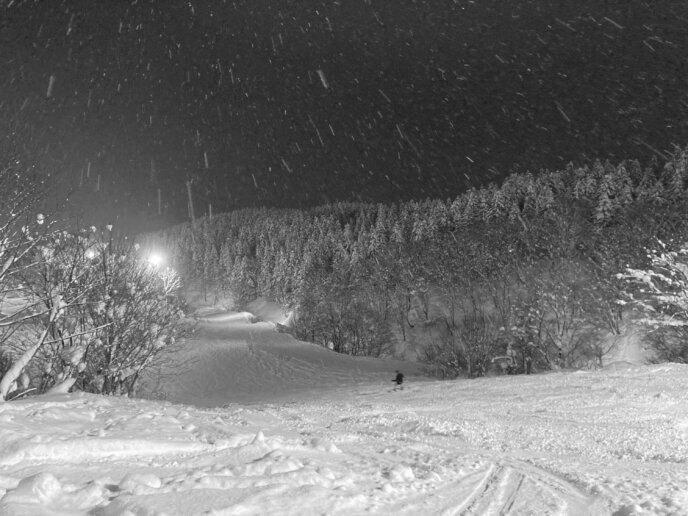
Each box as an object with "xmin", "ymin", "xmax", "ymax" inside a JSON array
[{"xmin": 147, "ymin": 252, "xmax": 165, "ymax": 267}]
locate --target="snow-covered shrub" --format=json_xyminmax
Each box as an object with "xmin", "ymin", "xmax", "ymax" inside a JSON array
[
  {"xmin": 7, "ymin": 228, "xmax": 186, "ymax": 397},
  {"xmin": 419, "ymin": 339, "xmax": 468, "ymax": 379},
  {"xmin": 0, "ymin": 141, "xmax": 54, "ymax": 401},
  {"xmin": 12, "ymin": 231, "xmax": 103, "ymax": 395},
  {"xmin": 78, "ymin": 233, "xmax": 185, "ymax": 396},
  {"xmin": 618, "ymin": 240, "xmax": 688, "ymax": 362},
  {"xmin": 619, "ymin": 241, "xmax": 688, "ymax": 326}
]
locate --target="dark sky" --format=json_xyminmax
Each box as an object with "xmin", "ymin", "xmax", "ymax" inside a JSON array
[{"xmin": 2, "ymin": 0, "xmax": 688, "ymax": 231}]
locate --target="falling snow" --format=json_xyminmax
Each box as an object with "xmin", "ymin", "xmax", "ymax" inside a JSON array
[{"xmin": 1, "ymin": 0, "xmax": 688, "ymax": 229}]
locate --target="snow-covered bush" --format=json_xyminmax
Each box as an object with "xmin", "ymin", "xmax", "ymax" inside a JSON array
[
  {"xmin": 74, "ymin": 231, "xmax": 185, "ymax": 396},
  {"xmin": 0, "ymin": 128, "xmax": 185, "ymax": 400},
  {"xmin": 618, "ymin": 240, "xmax": 688, "ymax": 362},
  {"xmin": 1, "ymin": 227, "xmax": 186, "ymax": 399},
  {"xmin": 0, "ymin": 146, "xmax": 53, "ymax": 400},
  {"xmin": 419, "ymin": 340, "xmax": 467, "ymax": 379},
  {"xmin": 10, "ymin": 230, "xmax": 104, "ymax": 395},
  {"xmin": 619, "ymin": 241, "xmax": 688, "ymax": 326}
]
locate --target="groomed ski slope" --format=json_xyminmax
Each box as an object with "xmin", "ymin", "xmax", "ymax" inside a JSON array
[
  {"xmin": 141, "ymin": 298, "xmax": 426, "ymax": 407},
  {"xmin": 0, "ymin": 303, "xmax": 687, "ymax": 515}
]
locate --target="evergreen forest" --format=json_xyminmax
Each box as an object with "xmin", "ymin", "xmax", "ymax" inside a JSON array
[{"xmin": 142, "ymin": 151, "xmax": 688, "ymax": 377}]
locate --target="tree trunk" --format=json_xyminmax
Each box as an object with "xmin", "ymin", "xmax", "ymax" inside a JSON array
[{"xmin": 0, "ymin": 326, "xmax": 51, "ymax": 401}]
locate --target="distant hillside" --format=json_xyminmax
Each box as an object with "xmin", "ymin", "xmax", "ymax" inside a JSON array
[{"xmin": 142, "ymin": 148, "xmax": 688, "ymax": 375}]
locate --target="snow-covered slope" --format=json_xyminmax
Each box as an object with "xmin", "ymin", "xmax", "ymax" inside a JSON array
[
  {"xmin": 1, "ymin": 307, "xmax": 687, "ymax": 515},
  {"xmin": 139, "ymin": 304, "xmax": 425, "ymax": 406}
]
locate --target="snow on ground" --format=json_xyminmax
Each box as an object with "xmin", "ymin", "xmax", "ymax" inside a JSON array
[
  {"xmin": 1, "ymin": 307, "xmax": 687, "ymax": 515},
  {"xmin": 138, "ymin": 298, "xmax": 425, "ymax": 407}
]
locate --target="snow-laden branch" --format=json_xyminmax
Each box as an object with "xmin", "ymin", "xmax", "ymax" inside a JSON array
[
  {"xmin": 618, "ymin": 242, "xmax": 688, "ymax": 328},
  {"xmin": 0, "ymin": 315, "xmax": 54, "ymax": 401}
]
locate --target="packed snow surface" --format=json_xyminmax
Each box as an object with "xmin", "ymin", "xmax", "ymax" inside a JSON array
[
  {"xmin": 140, "ymin": 298, "xmax": 425, "ymax": 406},
  {"xmin": 1, "ymin": 307, "xmax": 687, "ymax": 515}
]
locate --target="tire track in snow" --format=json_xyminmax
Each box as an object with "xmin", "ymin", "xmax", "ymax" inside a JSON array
[
  {"xmin": 443, "ymin": 458, "xmax": 605, "ymax": 516},
  {"xmin": 285, "ymin": 402, "xmax": 607, "ymax": 515},
  {"xmin": 450, "ymin": 463, "xmax": 524, "ymax": 516},
  {"xmin": 372, "ymin": 448, "xmax": 604, "ymax": 516},
  {"xmin": 441, "ymin": 463, "xmax": 501, "ymax": 516},
  {"xmin": 397, "ymin": 463, "xmax": 524, "ymax": 516},
  {"xmin": 497, "ymin": 469, "xmax": 525, "ymax": 515}
]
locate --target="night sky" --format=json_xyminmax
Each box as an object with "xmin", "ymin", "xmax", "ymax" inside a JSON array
[{"xmin": 2, "ymin": 0, "xmax": 688, "ymax": 230}]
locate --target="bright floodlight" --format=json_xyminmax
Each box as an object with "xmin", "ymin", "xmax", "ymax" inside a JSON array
[
  {"xmin": 85, "ymin": 248, "xmax": 97, "ymax": 260},
  {"xmin": 147, "ymin": 252, "xmax": 165, "ymax": 267}
]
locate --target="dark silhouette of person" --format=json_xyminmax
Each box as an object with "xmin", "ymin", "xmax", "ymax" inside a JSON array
[{"xmin": 393, "ymin": 370, "xmax": 404, "ymax": 386}]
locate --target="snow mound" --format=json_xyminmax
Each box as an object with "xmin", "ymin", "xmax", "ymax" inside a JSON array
[
  {"xmin": 602, "ymin": 360, "xmax": 642, "ymax": 371},
  {"xmin": 245, "ymin": 297, "xmax": 292, "ymax": 325},
  {"xmin": 200, "ymin": 311, "xmax": 260, "ymax": 324}
]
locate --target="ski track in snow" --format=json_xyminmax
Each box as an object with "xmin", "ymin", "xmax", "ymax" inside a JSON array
[{"xmin": 1, "ymin": 306, "xmax": 687, "ymax": 515}]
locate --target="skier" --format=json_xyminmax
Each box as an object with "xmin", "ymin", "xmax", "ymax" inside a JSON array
[
  {"xmin": 393, "ymin": 370, "xmax": 404, "ymax": 389},
  {"xmin": 525, "ymin": 354, "xmax": 533, "ymax": 375}
]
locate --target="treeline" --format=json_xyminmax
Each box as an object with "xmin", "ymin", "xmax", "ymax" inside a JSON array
[{"xmin": 142, "ymin": 150, "xmax": 688, "ymax": 376}]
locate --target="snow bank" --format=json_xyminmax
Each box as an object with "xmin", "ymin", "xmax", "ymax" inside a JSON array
[{"xmin": 245, "ymin": 297, "xmax": 291, "ymax": 325}]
